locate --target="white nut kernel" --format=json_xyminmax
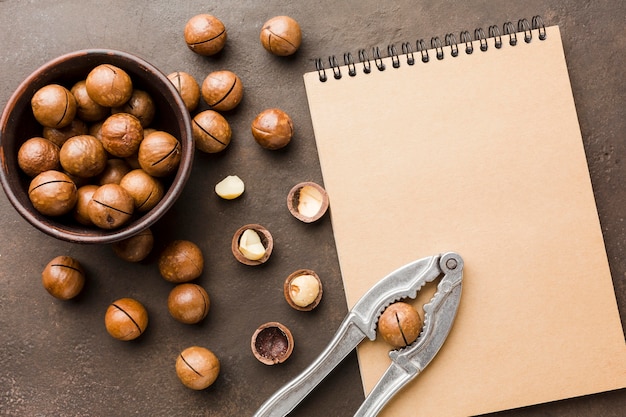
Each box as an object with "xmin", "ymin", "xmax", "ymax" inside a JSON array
[
  {"xmin": 215, "ymin": 175, "xmax": 245, "ymax": 200},
  {"xmin": 289, "ymin": 274, "xmax": 320, "ymax": 307},
  {"xmin": 297, "ymin": 185, "xmax": 323, "ymax": 218},
  {"xmin": 238, "ymin": 228, "xmax": 266, "ymax": 261}
]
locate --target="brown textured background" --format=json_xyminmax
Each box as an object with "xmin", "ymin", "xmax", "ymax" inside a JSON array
[{"xmin": 0, "ymin": 1, "xmax": 624, "ymax": 416}]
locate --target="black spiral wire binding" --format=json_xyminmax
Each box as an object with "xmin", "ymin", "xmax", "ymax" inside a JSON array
[
  {"xmin": 417, "ymin": 39, "xmax": 429, "ymax": 62},
  {"xmin": 475, "ymin": 28, "xmax": 488, "ymax": 51},
  {"xmin": 518, "ymin": 18, "xmax": 532, "ymax": 43},
  {"xmin": 314, "ymin": 16, "xmax": 548, "ymax": 81},
  {"xmin": 532, "ymin": 15, "xmax": 546, "ymax": 40},
  {"xmin": 344, "ymin": 52, "xmax": 357, "ymax": 76},
  {"xmin": 444, "ymin": 33, "xmax": 459, "ymax": 57},
  {"xmin": 401, "ymin": 42, "xmax": 415, "ymax": 65},
  {"xmin": 329, "ymin": 55, "xmax": 341, "ymax": 79},
  {"xmin": 503, "ymin": 21, "xmax": 518, "ymax": 46},
  {"xmin": 488, "ymin": 25, "xmax": 503, "ymax": 48},
  {"xmin": 358, "ymin": 49, "xmax": 371, "ymax": 74},
  {"xmin": 388, "ymin": 44, "xmax": 400, "ymax": 68},
  {"xmin": 315, "ymin": 58, "xmax": 327, "ymax": 82},
  {"xmin": 431, "ymin": 37, "xmax": 444, "ymax": 60},
  {"xmin": 460, "ymin": 31, "xmax": 473, "ymax": 54},
  {"xmin": 373, "ymin": 46, "xmax": 386, "ymax": 70}
]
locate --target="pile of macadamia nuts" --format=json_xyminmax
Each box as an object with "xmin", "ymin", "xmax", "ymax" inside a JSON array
[
  {"xmin": 33, "ymin": 12, "xmax": 395, "ymax": 397},
  {"xmin": 22, "ymin": 63, "xmax": 181, "ymax": 230}
]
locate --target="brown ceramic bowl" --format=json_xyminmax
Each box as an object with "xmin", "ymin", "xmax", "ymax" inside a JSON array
[{"xmin": 0, "ymin": 49, "xmax": 193, "ymax": 243}]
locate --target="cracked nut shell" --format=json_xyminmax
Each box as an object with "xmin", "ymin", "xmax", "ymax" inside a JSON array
[
  {"xmin": 251, "ymin": 322, "xmax": 294, "ymax": 365},
  {"xmin": 17, "ymin": 137, "xmax": 61, "ymax": 178},
  {"xmin": 251, "ymin": 108, "xmax": 293, "ymax": 150},
  {"xmin": 192, "ymin": 110, "xmax": 232, "ymax": 153},
  {"xmin": 158, "ymin": 240, "xmax": 204, "ymax": 283},
  {"xmin": 167, "ymin": 71, "xmax": 200, "ymax": 112},
  {"xmin": 119, "ymin": 169, "xmax": 164, "ymax": 212},
  {"xmin": 73, "ymin": 184, "xmax": 99, "ymax": 226},
  {"xmin": 31, "ymin": 84, "xmax": 77, "ymax": 128},
  {"xmin": 167, "ymin": 283, "xmax": 210, "ymax": 324},
  {"xmin": 97, "ymin": 158, "xmax": 132, "ymax": 186},
  {"xmin": 101, "ymin": 113, "xmax": 144, "ymax": 158},
  {"xmin": 184, "ymin": 14, "xmax": 227, "ymax": 57},
  {"xmin": 59, "ymin": 134, "xmax": 107, "ymax": 179},
  {"xmin": 138, "ymin": 130, "xmax": 181, "ymax": 177},
  {"xmin": 201, "ymin": 70, "xmax": 243, "ymax": 112},
  {"xmin": 87, "ymin": 183, "xmax": 135, "ymax": 229},
  {"xmin": 112, "ymin": 89, "xmax": 155, "ymax": 127},
  {"xmin": 28, "ymin": 170, "xmax": 77, "ymax": 216},
  {"xmin": 104, "ymin": 297, "xmax": 148, "ymax": 341},
  {"xmin": 85, "ymin": 64, "xmax": 133, "ymax": 107},
  {"xmin": 378, "ymin": 301, "xmax": 423, "ymax": 348},
  {"xmin": 71, "ymin": 80, "xmax": 109, "ymax": 122},
  {"xmin": 176, "ymin": 346, "xmax": 220, "ymax": 390},
  {"xmin": 41, "ymin": 255, "xmax": 85, "ymax": 300},
  {"xmin": 260, "ymin": 16, "xmax": 302, "ymax": 56}
]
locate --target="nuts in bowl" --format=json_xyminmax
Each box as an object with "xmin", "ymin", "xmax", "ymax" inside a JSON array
[{"xmin": 0, "ymin": 49, "xmax": 194, "ymax": 243}]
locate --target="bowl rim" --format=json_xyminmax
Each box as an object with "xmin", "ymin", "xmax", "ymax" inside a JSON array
[{"xmin": 0, "ymin": 48, "xmax": 194, "ymax": 244}]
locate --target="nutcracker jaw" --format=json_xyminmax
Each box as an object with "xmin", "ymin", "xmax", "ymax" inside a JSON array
[{"xmin": 253, "ymin": 252, "xmax": 464, "ymax": 417}]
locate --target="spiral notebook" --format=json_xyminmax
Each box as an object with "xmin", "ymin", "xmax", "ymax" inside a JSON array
[{"xmin": 303, "ymin": 18, "xmax": 626, "ymax": 417}]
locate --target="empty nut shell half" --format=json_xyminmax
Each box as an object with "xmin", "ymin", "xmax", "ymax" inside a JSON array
[
  {"xmin": 231, "ymin": 224, "xmax": 273, "ymax": 266},
  {"xmin": 287, "ymin": 182, "xmax": 329, "ymax": 223},
  {"xmin": 283, "ymin": 269, "xmax": 323, "ymax": 311},
  {"xmin": 251, "ymin": 322, "xmax": 294, "ymax": 365}
]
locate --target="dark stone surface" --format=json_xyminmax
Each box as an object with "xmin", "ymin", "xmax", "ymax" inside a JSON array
[{"xmin": 1, "ymin": 1, "xmax": 625, "ymax": 416}]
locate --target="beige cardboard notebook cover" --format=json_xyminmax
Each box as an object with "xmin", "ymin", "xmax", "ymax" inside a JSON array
[{"xmin": 303, "ymin": 23, "xmax": 626, "ymax": 417}]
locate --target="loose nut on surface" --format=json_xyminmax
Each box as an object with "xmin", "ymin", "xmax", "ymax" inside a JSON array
[
  {"xmin": 167, "ymin": 283, "xmax": 210, "ymax": 324},
  {"xmin": 158, "ymin": 240, "xmax": 204, "ymax": 283},
  {"xmin": 176, "ymin": 346, "xmax": 220, "ymax": 390},
  {"xmin": 215, "ymin": 175, "xmax": 244, "ymax": 200},
  {"xmin": 284, "ymin": 269, "xmax": 323, "ymax": 311},
  {"xmin": 287, "ymin": 181, "xmax": 329, "ymax": 223},
  {"xmin": 231, "ymin": 224, "xmax": 273, "ymax": 265},
  {"xmin": 201, "ymin": 70, "xmax": 243, "ymax": 112},
  {"xmin": 378, "ymin": 301, "xmax": 423, "ymax": 348},
  {"xmin": 184, "ymin": 14, "xmax": 227, "ymax": 57},
  {"xmin": 104, "ymin": 298, "xmax": 148, "ymax": 341},
  {"xmin": 251, "ymin": 108, "xmax": 293, "ymax": 150},
  {"xmin": 192, "ymin": 110, "xmax": 232, "ymax": 153},
  {"xmin": 41, "ymin": 255, "xmax": 85, "ymax": 300},
  {"xmin": 251, "ymin": 322, "xmax": 294, "ymax": 365},
  {"xmin": 260, "ymin": 16, "xmax": 302, "ymax": 56}
]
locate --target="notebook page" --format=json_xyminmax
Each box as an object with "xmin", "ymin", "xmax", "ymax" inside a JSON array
[{"xmin": 303, "ymin": 25, "xmax": 626, "ymax": 417}]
